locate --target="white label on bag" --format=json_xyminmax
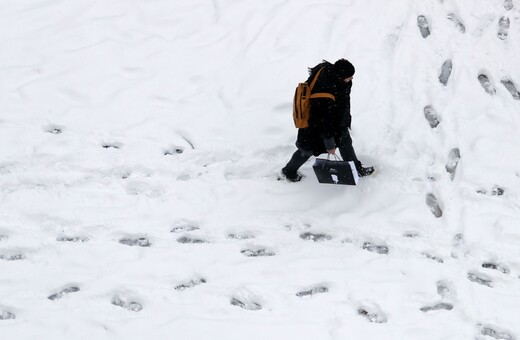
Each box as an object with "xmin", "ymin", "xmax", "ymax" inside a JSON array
[{"xmin": 348, "ymin": 161, "xmax": 359, "ymax": 184}]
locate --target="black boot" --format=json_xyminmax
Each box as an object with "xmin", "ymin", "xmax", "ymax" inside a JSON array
[
  {"xmin": 355, "ymin": 161, "xmax": 375, "ymax": 177},
  {"xmin": 281, "ymin": 167, "xmax": 303, "ymax": 182},
  {"xmin": 280, "ymin": 149, "xmax": 311, "ymax": 182}
]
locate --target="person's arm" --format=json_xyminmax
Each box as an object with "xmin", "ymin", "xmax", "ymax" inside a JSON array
[{"xmin": 345, "ymin": 83, "xmax": 352, "ymax": 129}]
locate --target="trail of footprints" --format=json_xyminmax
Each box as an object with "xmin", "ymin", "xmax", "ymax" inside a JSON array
[
  {"xmin": 1, "ymin": 224, "xmax": 519, "ymax": 332},
  {"xmin": 40, "ymin": 124, "xmax": 191, "ymax": 157},
  {"xmin": 2, "ymin": 222, "xmax": 489, "ymax": 322},
  {"xmin": 417, "ymin": 6, "xmax": 513, "ymax": 215},
  {"xmin": 418, "ymin": 6, "xmax": 519, "ymax": 141},
  {"xmin": 413, "ymin": 4, "xmax": 517, "ymax": 336}
]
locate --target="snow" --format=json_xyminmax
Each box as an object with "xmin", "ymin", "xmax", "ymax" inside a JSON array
[{"xmin": 1, "ymin": 0, "xmax": 520, "ymax": 339}]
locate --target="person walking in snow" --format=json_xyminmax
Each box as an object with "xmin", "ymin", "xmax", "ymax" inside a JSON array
[{"xmin": 281, "ymin": 58, "xmax": 374, "ymax": 182}]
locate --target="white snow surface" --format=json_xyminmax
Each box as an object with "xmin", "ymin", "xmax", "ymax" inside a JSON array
[{"xmin": 1, "ymin": 0, "xmax": 520, "ymax": 339}]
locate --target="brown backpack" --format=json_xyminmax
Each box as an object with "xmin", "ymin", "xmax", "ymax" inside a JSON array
[{"xmin": 293, "ymin": 67, "xmax": 336, "ymax": 128}]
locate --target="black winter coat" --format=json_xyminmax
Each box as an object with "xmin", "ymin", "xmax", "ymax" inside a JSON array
[{"xmin": 296, "ymin": 62, "xmax": 352, "ymax": 156}]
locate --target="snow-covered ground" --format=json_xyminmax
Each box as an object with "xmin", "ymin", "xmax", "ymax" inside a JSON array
[{"xmin": 1, "ymin": 0, "xmax": 520, "ymax": 339}]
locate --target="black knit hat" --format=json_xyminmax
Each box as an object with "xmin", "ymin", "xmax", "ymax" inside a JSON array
[{"xmin": 333, "ymin": 59, "xmax": 355, "ymax": 78}]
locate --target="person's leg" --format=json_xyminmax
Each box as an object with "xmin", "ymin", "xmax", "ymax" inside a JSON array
[
  {"xmin": 282, "ymin": 149, "xmax": 312, "ymax": 181},
  {"xmin": 337, "ymin": 130, "xmax": 374, "ymax": 177},
  {"xmin": 337, "ymin": 130, "xmax": 358, "ymax": 162}
]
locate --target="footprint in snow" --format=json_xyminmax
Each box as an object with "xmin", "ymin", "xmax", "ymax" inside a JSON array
[
  {"xmin": 163, "ymin": 146, "xmax": 184, "ymax": 156},
  {"xmin": 119, "ymin": 237, "xmax": 151, "ymax": 247},
  {"xmin": 0, "ymin": 234, "xmax": 8, "ymax": 242},
  {"xmin": 424, "ymin": 105, "xmax": 440, "ymax": 128},
  {"xmin": 362, "ymin": 242, "xmax": 389, "ymax": 255},
  {"xmin": 478, "ymin": 74, "xmax": 496, "ymax": 95},
  {"xmin": 284, "ymin": 223, "xmax": 313, "ymax": 231},
  {"xmin": 498, "ymin": 16, "xmax": 510, "ymax": 40},
  {"xmin": 501, "ymin": 79, "xmax": 520, "ymax": 100},
  {"xmin": 480, "ymin": 325, "xmax": 515, "ymax": 340},
  {"xmin": 436, "ymin": 280, "xmax": 455, "ymax": 299},
  {"xmin": 299, "ymin": 232, "xmax": 333, "ymax": 242},
  {"xmin": 226, "ymin": 233, "xmax": 254, "ymax": 240},
  {"xmin": 491, "ymin": 186, "xmax": 505, "ymax": 196},
  {"xmin": 56, "ymin": 235, "xmax": 89, "ymax": 243},
  {"xmin": 174, "ymin": 278, "xmax": 207, "ymax": 291},
  {"xmin": 357, "ymin": 306, "xmax": 387, "ymax": 323},
  {"xmin": 296, "ymin": 286, "xmax": 329, "ymax": 298},
  {"xmin": 439, "ymin": 60, "xmax": 453, "ymax": 86},
  {"xmin": 426, "ymin": 193, "xmax": 443, "ymax": 218},
  {"xmin": 177, "ymin": 236, "xmax": 208, "ymax": 244},
  {"xmin": 482, "ymin": 262, "xmax": 509, "ymax": 274},
  {"xmin": 0, "ymin": 311, "xmax": 16, "ymax": 320},
  {"xmin": 403, "ymin": 231, "xmax": 420, "ymax": 238},
  {"xmin": 451, "ymin": 233, "xmax": 464, "ymax": 259},
  {"xmin": 177, "ymin": 174, "xmax": 193, "ymax": 181},
  {"xmin": 102, "ymin": 142, "xmax": 122, "ymax": 149},
  {"xmin": 421, "ymin": 252, "xmax": 444, "ymax": 263},
  {"xmin": 230, "ymin": 297, "xmax": 262, "ymax": 311},
  {"xmin": 44, "ymin": 125, "xmax": 64, "ymax": 134},
  {"xmin": 453, "ymin": 234, "xmax": 463, "ymax": 247},
  {"xmin": 476, "ymin": 186, "xmax": 505, "ymax": 196},
  {"xmin": 111, "ymin": 296, "xmax": 143, "ymax": 312},
  {"xmin": 420, "ymin": 302, "xmax": 453, "ymax": 312},
  {"xmin": 468, "ymin": 272, "xmax": 494, "ymax": 288},
  {"xmin": 171, "ymin": 223, "xmax": 200, "ymax": 233},
  {"xmin": 504, "ymin": 0, "xmax": 514, "ymax": 10},
  {"xmin": 241, "ymin": 248, "xmax": 276, "ymax": 257},
  {"xmin": 125, "ymin": 181, "xmax": 162, "ymax": 197},
  {"xmin": 341, "ymin": 238, "xmax": 356, "ymax": 245},
  {"xmin": 447, "ymin": 13, "xmax": 465, "ymax": 33},
  {"xmin": 417, "ymin": 15, "xmax": 431, "ymax": 38},
  {"xmin": 0, "ymin": 253, "xmax": 24, "ymax": 261},
  {"xmin": 446, "ymin": 148, "xmax": 461, "ymax": 181},
  {"xmin": 48, "ymin": 286, "xmax": 80, "ymax": 301}
]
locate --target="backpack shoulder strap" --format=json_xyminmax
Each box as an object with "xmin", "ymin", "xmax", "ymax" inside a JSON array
[
  {"xmin": 310, "ymin": 92, "xmax": 336, "ymax": 100},
  {"xmin": 309, "ymin": 67, "xmax": 325, "ymax": 89},
  {"xmin": 309, "ymin": 67, "xmax": 336, "ymax": 101}
]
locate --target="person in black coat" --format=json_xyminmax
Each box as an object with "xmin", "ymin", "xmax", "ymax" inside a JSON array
[{"xmin": 281, "ymin": 59, "xmax": 374, "ymax": 182}]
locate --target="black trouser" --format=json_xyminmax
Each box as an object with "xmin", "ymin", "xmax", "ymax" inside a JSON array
[{"xmin": 283, "ymin": 130, "xmax": 359, "ymax": 175}]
